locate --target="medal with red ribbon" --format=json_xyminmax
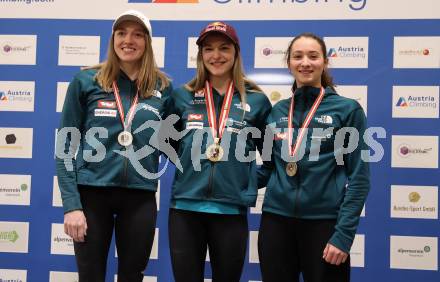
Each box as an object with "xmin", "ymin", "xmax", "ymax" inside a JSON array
[
  {"xmin": 112, "ymin": 81, "xmax": 139, "ymax": 147},
  {"xmin": 204, "ymin": 80, "xmax": 234, "ymax": 162},
  {"xmin": 286, "ymin": 87, "xmax": 325, "ymax": 176}
]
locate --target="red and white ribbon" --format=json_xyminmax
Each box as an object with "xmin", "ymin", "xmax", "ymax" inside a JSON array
[
  {"xmin": 288, "ymin": 87, "xmax": 325, "ymax": 158},
  {"xmin": 204, "ymin": 80, "xmax": 235, "ymax": 142}
]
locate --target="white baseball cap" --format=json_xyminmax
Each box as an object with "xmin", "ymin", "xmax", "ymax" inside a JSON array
[{"xmin": 112, "ymin": 10, "xmax": 152, "ymax": 36}]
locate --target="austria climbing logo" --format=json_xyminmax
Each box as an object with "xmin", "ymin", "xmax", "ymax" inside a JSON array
[
  {"xmin": 327, "ymin": 48, "xmax": 337, "ymax": 57},
  {"xmin": 396, "ymin": 97, "xmax": 408, "ymax": 107}
]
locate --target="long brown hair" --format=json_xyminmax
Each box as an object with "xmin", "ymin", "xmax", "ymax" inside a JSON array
[
  {"xmin": 285, "ymin": 32, "xmax": 335, "ymax": 92},
  {"xmin": 185, "ymin": 35, "xmax": 262, "ymax": 105},
  {"xmin": 87, "ymin": 25, "xmax": 170, "ymax": 98}
]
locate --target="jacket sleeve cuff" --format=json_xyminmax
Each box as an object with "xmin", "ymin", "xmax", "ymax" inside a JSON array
[
  {"xmin": 328, "ymin": 231, "xmax": 353, "ymax": 254},
  {"xmin": 62, "ymin": 197, "xmax": 83, "ymax": 214}
]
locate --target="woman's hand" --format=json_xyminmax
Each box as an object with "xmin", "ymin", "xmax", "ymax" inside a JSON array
[
  {"xmin": 64, "ymin": 210, "xmax": 87, "ymax": 242},
  {"xmin": 322, "ymin": 243, "xmax": 348, "ymax": 265}
]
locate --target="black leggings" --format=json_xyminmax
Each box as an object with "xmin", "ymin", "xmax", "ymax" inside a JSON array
[
  {"xmin": 258, "ymin": 212, "xmax": 350, "ymax": 282},
  {"xmin": 74, "ymin": 186, "xmax": 157, "ymax": 282},
  {"xmin": 168, "ymin": 208, "xmax": 248, "ymax": 282}
]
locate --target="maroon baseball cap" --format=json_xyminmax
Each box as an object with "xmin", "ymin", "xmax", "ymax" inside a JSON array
[{"xmin": 196, "ymin": 21, "xmax": 240, "ymax": 48}]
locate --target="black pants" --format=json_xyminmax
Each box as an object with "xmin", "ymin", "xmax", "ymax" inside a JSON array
[
  {"xmin": 74, "ymin": 186, "xmax": 157, "ymax": 282},
  {"xmin": 258, "ymin": 212, "xmax": 350, "ymax": 282},
  {"xmin": 168, "ymin": 208, "xmax": 248, "ymax": 282}
]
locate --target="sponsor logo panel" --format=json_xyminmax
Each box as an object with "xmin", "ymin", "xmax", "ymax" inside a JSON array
[
  {"xmin": 0, "ymin": 221, "xmax": 29, "ymax": 253},
  {"xmin": 391, "ymin": 185, "xmax": 438, "ymax": 219},
  {"xmin": 56, "ymin": 82, "xmax": 69, "ymax": 113},
  {"xmin": 50, "ymin": 223, "xmax": 74, "ymax": 255},
  {"xmin": 187, "ymin": 37, "xmax": 198, "ymax": 69},
  {"xmin": 254, "ymin": 37, "xmax": 291, "ymax": 68},
  {"xmin": 391, "ymin": 135, "xmax": 438, "ymax": 169},
  {"xmin": 0, "ymin": 128, "xmax": 33, "ymax": 159},
  {"xmin": 350, "ymin": 234, "xmax": 365, "ymax": 267},
  {"xmin": 390, "ymin": 236, "xmax": 438, "ymax": 270},
  {"xmin": 49, "ymin": 271, "xmax": 78, "ymax": 282},
  {"xmin": 324, "ymin": 37, "xmax": 369, "ymax": 68},
  {"xmin": 0, "ymin": 35, "xmax": 37, "ymax": 65},
  {"xmin": 249, "ymin": 231, "xmax": 259, "ymax": 263},
  {"xmin": 392, "ymin": 86, "xmax": 439, "ymax": 118},
  {"xmin": 58, "ymin": 35, "xmax": 100, "ymax": 66},
  {"xmin": 0, "ymin": 269, "xmax": 27, "ymax": 282},
  {"xmin": 52, "ymin": 176, "xmax": 62, "ymax": 207},
  {"xmin": 0, "ymin": 174, "xmax": 31, "ymax": 206},
  {"xmin": 393, "ymin": 36, "xmax": 440, "ymax": 69},
  {"xmin": 152, "ymin": 37, "xmax": 165, "ymax": 68},
  {"xmin": 0, "ymin": 81, "xmax": 35, "ymax": 112}
]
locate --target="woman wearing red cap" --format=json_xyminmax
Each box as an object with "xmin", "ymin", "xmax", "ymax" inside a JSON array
[
  {"xmin": 56, "ymin": 10, "xmax": 171, "ymax": 281},
  {"xmin": 164, "ymin": 22, "xmax": 271, "ymax": 281}
]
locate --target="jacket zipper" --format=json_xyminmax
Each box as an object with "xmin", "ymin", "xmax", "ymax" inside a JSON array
[
  {"xmin": 292, "ymin": 96, "xmax": 309, "ymax": 217},
  {"xmin": 121, "ymin": 80, "xmax": 134, "ymax": 186},
  {"xmin": 122, "ymin": 149, "xmax": 128, "ymax": 186},
  {"xmin": 206, "ymin": 90, "xmax": 223, "ymax": 199},
  {"xmin": 206, "ymin": 162, "xmax": 216, "ymax": 198}
]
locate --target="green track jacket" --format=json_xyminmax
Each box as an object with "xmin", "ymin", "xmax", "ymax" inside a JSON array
[
  {"xmin": 165, "ymin": 85, "xmax": 272, "ymax": 208},
  {"xmin": 56, "ymin": 69, "xmax": 172, "ymax": 213},
  {"xmin": 258, "ymin": 86, "xmax": 370, "ymax": 253}
]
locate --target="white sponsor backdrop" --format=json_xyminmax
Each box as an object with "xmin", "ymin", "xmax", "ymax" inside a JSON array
[{"xmin": 0, "ymin": 1, "xmax": 439, "ymax": 282}]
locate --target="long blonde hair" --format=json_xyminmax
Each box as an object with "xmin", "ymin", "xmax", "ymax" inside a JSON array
[
  {"xmin": 88, "ymin": 27, "xmax": 170, "ymax": 98},
  {"xmin": 185, "ymin": 40, "xmax": 261, "ymax": 105}
]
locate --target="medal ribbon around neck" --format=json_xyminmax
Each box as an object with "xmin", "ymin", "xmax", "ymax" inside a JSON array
[
  {"xmin": 287, "ymin": 87, "xmax": 325, "ymax": 159},
  {"xmin": 204, "ymin": 80, "xmax": 235, "ymax": 144},
  {"xmin": 112, "ymin": 81, "xmax": 139, "ymax": 133}
]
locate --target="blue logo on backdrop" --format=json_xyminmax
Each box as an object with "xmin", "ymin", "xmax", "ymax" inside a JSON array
[
  {"xmin": 0, "ymin": 91, "xmax": 7, "ymax": 101},
  {"xmin": 328, "ymin": 48, "xmax": 337, "ymax": 57}
]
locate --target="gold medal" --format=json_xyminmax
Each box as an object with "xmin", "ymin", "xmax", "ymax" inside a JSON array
[
  {"xmin": 206, "ymin": 142, "xmax": 224, "ymax": 162},
  {"xmin": 286, "ymin": 162, "xmax": 297, "ymax": 177},
  {"xmin": 203, "ymin": 81, "xmax": 234, "ymax": 163},
  {"xmin": 118, "ymin": 131, "xmax": 133, "ymax": 146}
]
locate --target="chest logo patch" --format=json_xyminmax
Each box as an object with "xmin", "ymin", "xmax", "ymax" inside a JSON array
[
  {"xmin": 234, "ymin": 103, "xmax": 251, "ymax": 112},
  {"xmin": 188, "ymin": 113, "xmax": 204, "ymax": 121},
  {"xmin": 97, "ymin": 100, "xmax": 116, "ymax": 109},
  {"xmin": 315, "ymin": 115, "xmax": 333, "ymax": 125},
  {"xmin": 94, "ymin": 109, "xmax": 117, "ymax": 117},
  {"xmin": 194, "ymin": 91, "xmax": 204, "ymax": 98},
  {"xmin": 186, "ymin": 122, "xmax": 204, "ymax": 130},
  {"xmin": 274, "ymin": 132, "xmax": 287, "ymax": 140}
]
